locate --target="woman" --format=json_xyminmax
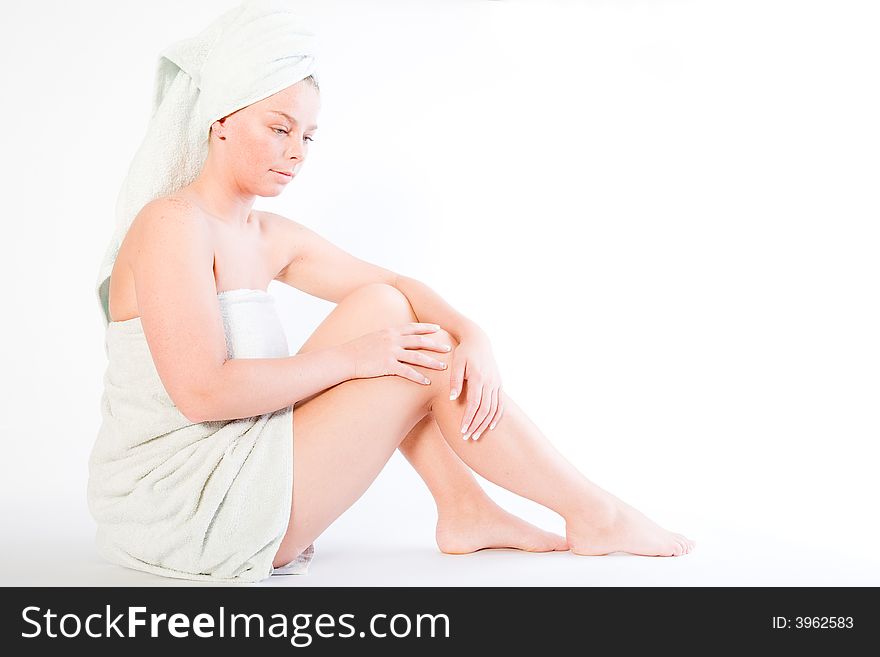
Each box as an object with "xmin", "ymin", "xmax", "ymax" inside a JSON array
[{"xmin": 89, "ymin": 0, "xmax": 694, "ymax": 584}]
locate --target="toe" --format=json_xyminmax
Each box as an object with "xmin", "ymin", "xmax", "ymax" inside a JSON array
[{"xmin": 673, "ymin": 534, "xmax": 693, "ymax": 554}]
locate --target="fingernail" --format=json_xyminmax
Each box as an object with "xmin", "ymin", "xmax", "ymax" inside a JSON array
[
  {"xmin": 460, "ymin": 426, "xmax": 468, "ymax": 434},
  {"xmin": 444, "ymin": 345, "xmax": 451, "ymax": 351},
  {"xmin": 490, "ymin": 422, "xmax": 496, "ymax": 430},
  {"xmin": 473, "ymin": 432, "xmax": 482, "ymax": 441},
  {"xmin": 441, "ymin": 363, "xmax": 447, "ymax": 369},
  {"xmin": 464, "ymin": 433, "xmax": 472, "ymax": 440},
  {"xmin": 424, "ymin": 377, "xmax": 431, "ymax": 384},
  {"xmin": 450, "ymin": 390, "xmax": 458, "ymax": 400},
  {"xmin": 462, "ymin": 434, "xmax": 468, "ymax": 440}
]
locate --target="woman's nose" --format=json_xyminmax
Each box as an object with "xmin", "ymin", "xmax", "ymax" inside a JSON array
[{"xmin": 284, "ymin": 141, "xmax": 307, "ymax": 161}]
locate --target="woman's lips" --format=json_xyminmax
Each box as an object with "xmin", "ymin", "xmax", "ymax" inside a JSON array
[{"xmin": 271, "ymin": 169, "xmax": 293, "ymax": 180}]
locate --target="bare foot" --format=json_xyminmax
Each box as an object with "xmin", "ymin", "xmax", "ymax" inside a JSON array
[
  {"xmin": 436, "ymin": 501, "xmax": 569, "ymax": 555},
  {"xmin": 566, "ymin": 494, "xmax": 696, "ymax": 557}
]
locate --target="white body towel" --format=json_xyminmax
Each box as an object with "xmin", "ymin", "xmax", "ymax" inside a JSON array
[{"xmin": 87, "ymin": 288, "xmax": 314, "ymax": 582}]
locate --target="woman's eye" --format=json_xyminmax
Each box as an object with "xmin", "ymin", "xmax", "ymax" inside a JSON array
[{"xmin": 273, "ymin": 128, "xmax": 314, "ymax": 143}]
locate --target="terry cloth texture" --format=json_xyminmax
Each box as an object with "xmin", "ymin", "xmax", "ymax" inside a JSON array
[{"xmin": 88, "ymin": 288, "xmax": 314, "ymax": 582}]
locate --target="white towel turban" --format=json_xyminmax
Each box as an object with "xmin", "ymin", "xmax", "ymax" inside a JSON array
[{"xmin": 96, "ymin": 0, "xmax": 319, "ymax": 326}]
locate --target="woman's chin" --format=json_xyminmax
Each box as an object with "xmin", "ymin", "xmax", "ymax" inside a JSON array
[{"xmin": 257, "ymin": 184, "xmax": 286, "ymax": 197}]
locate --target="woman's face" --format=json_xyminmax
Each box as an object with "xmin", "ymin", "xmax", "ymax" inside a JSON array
[{"xmin": 210, "ymin": 79, "xmax": 320, "ymax": 196}]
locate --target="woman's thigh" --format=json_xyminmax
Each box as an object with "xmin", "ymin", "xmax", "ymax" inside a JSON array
[{"xmin": 272, "ymin": 283, "xmax": 455, "ymax": 566}]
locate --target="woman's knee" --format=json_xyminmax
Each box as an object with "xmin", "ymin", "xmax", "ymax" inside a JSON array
[
  {"xmin": 345, "ymin": 285, "xmax": 461, "ymax": 353},
  {"xmin": 407, "ymin": 327, "xmax": 460, "ymax": 409},
  {"xmin": 299, "ymin": 281, "xmax": 461, "ymax": 397},
  {"xmin": 341, "ymin": 282, "xmax": 416, "ymax": 325},
  {"xmin": 296, "ymin": 283, "xmax": 414, "ymax": 355}
]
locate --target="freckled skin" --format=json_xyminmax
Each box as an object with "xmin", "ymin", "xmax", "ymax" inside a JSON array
[{"xmin": 184, "ymin": 78, "xmax": 322, "ymax": 227}]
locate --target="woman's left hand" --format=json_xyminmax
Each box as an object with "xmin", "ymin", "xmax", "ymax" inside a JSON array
[{"xmin": 448, "ymin": 327, "xmax": 505, "ymax": 441}]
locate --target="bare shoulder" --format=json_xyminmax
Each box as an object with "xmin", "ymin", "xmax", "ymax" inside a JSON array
[
  {"xmin": 259, "ymin": 208, "xmax": 307, "ymax": 234},
  {"xmin": 259, "ymin": 209, "xmax": 309, "ymax": 276},
  {"xmin": 131, "ymin": 195, "xmax": 205, "ymax": 233},
  {"xmin": 122, "ymin": 197, "xmax": 209, "ymax": 262},
  {"xmin": 126, "ymin": 195, "xmax": 214, "ymax": 291}
]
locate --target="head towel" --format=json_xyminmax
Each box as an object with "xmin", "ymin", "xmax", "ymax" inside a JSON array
[{"xmin": 95, "ymin": 0, "xmax": 319, "ymax": 326}]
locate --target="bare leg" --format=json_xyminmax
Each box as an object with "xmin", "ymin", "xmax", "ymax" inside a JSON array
[
  {"xmin": 398, "ymin": 412, "xmax": 569, "ymax": 554},
  {"xmin": 275, "ymin": 283, "xmax": 694, "ymax": 565},
  {"xmin": 288, "ymin": 283, "xmax": 567, "ymax": 555},
  {"xmin": 395, "ymin": 326, "xmax": 695, "ymax": 556},
  {"xmin": 426, "ymin": 385, "xmax": 696, "ymax": 557}
]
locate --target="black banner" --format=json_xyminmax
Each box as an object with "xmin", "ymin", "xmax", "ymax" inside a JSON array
[{"xmin": 0, "ymin": 586, "xmax": 874, "ymax": 653}]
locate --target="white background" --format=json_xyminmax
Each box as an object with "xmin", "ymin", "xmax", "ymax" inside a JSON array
[{"xmin": 1, "ymin": 0, "xmax": 878, "ymax": 585}]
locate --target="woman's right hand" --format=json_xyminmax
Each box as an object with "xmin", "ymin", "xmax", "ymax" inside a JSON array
[{"xmin": 344, "ymin": 323, "xmax": 452, "ymax": 385}]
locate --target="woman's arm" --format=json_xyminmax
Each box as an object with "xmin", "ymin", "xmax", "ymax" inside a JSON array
[
  {"xmin": 127, "ymin": 200, "xmax": 356, "ymax": 423},
  {"xmin": 268, "ymin": 214, "xmax": 482, "ymax": 341},
  {"xmin": 394, "ymin": 275, "xmax": 484, "ymax": 342},
  {"xmin": 193, "ymin": 346, "xmax": 353, "ymax": 422}
]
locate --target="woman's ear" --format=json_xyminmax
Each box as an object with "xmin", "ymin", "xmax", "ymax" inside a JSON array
[{"xmin": 211, "ymin": 118, "xmax": 227, "ymax": 141}]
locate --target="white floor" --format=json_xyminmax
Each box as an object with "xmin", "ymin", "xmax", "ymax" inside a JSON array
[
  {"xmin": 4, "ymin": 459, "xmax": 878, "ymax": 587},
  {"xmin": 4, "ymin": 525, "xmax": 879, "ymax": 588}
]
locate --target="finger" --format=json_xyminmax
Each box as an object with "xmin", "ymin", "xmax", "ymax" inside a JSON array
[
  {"xmin": 396, "ymin": 348, "xmax": 447, "ymax": 371},
  {"xmin": 472, "ymin": 388, "xmax": 499, "ymax": 440},
  {"xmin": 400, "ymin": 334, "xmax": 453, "ymax": 353},
  {"xmin": 449, "ymin": 358, "xmax": 465, "ymax": 401},
  {"xmin": 491, "ymin": 394, "xmax": 505, "ymax": 430},
  {"xmin": 399, "ymin": 365, "xmax": 432, "ymax": 385},
  {"xmin": 488, "ymin": 386, "xmax": 502, "ymax": 430},
  {"xmin": 460, "ymin": 377, "xmax": 483, "ymax": 439},
  {"xmin": 467, "ymin": 386, "xmax": 494, "ymax": 440},
  {"xmin": 400, "ymin": 322, "xmax": 442, "ymax": 335}
]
